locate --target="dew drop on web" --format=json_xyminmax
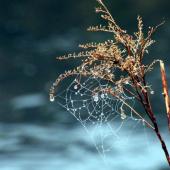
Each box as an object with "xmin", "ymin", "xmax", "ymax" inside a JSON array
[
  {"xmin": 150, "ymin": 90, "xmax": 154, "ymax": 95},
  {"xmin": 101, "ymin": 93, "xmax": 105, "ymax": 98},
  {"xmin": 74, "ymin": 85, "xmax": 78, "ymax": 90},
  {"xmin": 93, "ymin": 94, "xmax": 99, "ymax": 102},
  {"xmin": 50, "ymin": 95, "xmax": 55, "ymax": 102}
]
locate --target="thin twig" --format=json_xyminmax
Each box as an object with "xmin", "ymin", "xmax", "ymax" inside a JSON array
[
  {"xmin": 160, "ymin": 60, "xmax": 170, "ymax": 131},
  {"xmin": 141, "ymin": 77, "xmax": 170, "ymax": 165}
]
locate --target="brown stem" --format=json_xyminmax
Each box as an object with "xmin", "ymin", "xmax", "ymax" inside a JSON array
[
  {"xmin": 160, "ymin": 60, "xmax": 170, "ymax": 131},
  {"xmin": 130, "ymin": 75, "xmax": 154, "ymax": 122},
  {"xmin": 114, "ymin": 69, "xmax": 170, "ymax": 165},
  {"xmin": 145, "ymin": 100, "xmax": 170, "ymax": 165},
  {"xmin": 141, "ymin": 79, "xmax": 170, "ymax": 166},
  {"xmin": 154, "ymin": 119, "xmax": 170, "ymax": 166}
]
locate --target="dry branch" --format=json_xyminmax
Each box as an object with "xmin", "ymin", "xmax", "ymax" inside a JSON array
[{"xmin": 160, "ymin": 60, "xmax": 170, "ymax": 131}]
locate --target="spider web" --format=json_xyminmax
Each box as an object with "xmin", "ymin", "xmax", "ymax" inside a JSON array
[{"xmin": 51, "ymin": 74, "xmax": 144, "ymax": 159}]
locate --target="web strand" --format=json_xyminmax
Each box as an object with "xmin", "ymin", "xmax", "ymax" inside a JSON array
[{"xmin": 52, "ymin": 74, "xmax": 146, "ymax": 158}]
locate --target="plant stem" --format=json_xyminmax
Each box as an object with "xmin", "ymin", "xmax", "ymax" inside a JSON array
[
  {"xmin": 147, "ymin": 106, "xmax": 170, "ymax": 165},
  {"xmin": 130, "ymin": 74, "xmax": 170, "ymax": 165},
  {"xmin": 141, "ymin": 84, "xmax": 170, "ymax": 166},
  {"xmin": 160, "ymin": 60, "xmax": 170, "ymax": 131}
]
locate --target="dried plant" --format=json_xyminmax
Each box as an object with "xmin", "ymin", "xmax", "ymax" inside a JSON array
[{"xmin": 50, "ymin": 0, "xmax": 170, "ymax": 166}]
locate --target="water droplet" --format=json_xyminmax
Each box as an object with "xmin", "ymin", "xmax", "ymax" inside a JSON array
[
  {"xmin": 101, "ymin": 94, "xmax": 105, "ymax": 98},
  {"xmin": 125, "ymin": 81, "xmax": 129, "ymax": 85},
  {"xmin": 142, "ymin": 120, "xmax": 145, "ymax": 126},
  {"xmin": 93, "ymin": 95, "xmax": 99, "ymax": 102},
  {"xmin": 121, "ymin": 113, "xmax": 126, "ymax": 120},
  {"xmin": 106, "ymin": 69, "xmax": 111, "ymax": 73},
  {"xmin": 50, "ymin": 95, "xmax": 55, "ymax": 102},
  {"xmin": 74, "ymin": 85, "xmax": 78, "ymax": 90},
  {"xmin": 150, "ymin": 90, "xmax": 154, "ymax": 95}
]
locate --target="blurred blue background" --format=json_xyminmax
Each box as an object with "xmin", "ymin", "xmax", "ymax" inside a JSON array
[{"xmin": 1, "ymin": 0, "xmax": 170, "ymax": 169}]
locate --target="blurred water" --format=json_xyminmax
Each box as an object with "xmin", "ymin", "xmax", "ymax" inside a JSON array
[{"xmin": 0, "ymin": 122, "xmax": 169, "ymax": 170}]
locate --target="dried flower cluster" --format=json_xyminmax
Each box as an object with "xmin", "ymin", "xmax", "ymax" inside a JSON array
[
  {"xmin": 50, "ymin": 0, "xmax": 170, "ymax": 166},
  {"xmin": 50, "ymin": 0, "xmax": 164, "ymax": 100}
]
